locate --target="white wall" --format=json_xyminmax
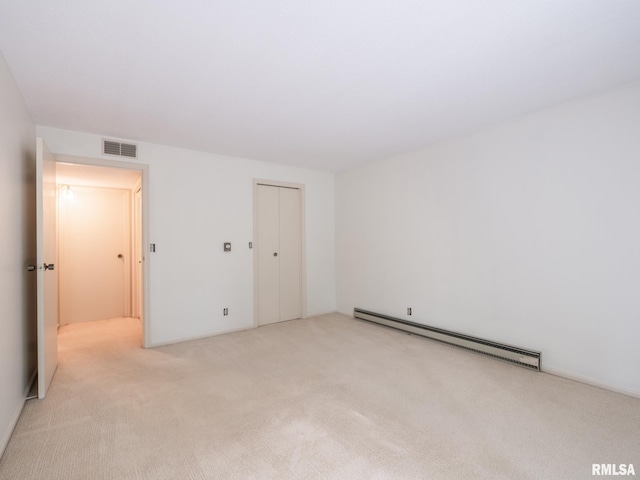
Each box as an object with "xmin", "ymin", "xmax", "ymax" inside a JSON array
[
  {"xmin": 336, "ymin": 81, "xmax": 640, "ymax": 397},
  {"xmin": 37, "ymin": 126, "xmax": 336, "ymax": 346},
  {"xmin": 0, "ymin": 53, "xmax": 36, "ymax": 455}
]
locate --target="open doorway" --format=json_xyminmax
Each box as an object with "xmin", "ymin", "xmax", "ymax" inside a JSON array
[
  {"xmin": 55, "ymin": 161, "xmax": 145, "ymax": 346},
  {"xmin": 30, "ymin": 143, "xmax": 151, "ymax": 400}
]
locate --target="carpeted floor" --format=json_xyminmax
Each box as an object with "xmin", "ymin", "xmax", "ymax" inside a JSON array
[{"xmin": 0, "ymin": 314, "xmax": 638, "ymax": 479}]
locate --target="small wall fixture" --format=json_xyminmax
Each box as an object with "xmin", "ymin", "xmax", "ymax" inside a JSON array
[
  {"xmin": 59, "ymin": 184, "xmax": 74, "ymax": 199},
  {"xmin": 224, "ymin": 243, "xmax": 231, "ymax": 252}
]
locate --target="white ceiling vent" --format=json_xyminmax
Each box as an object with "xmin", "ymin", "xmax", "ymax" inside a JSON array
[{"xmin": 103, "ymin": 139, "xmax": 137, "ymax": 158}]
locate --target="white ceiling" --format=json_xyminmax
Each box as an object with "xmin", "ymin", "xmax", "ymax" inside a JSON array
[{"xmin": 1, "ymin": 1, "xmax": 640, "ymax": 172}]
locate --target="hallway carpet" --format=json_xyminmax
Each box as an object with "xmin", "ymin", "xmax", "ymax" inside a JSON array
[{"xmin": 0, "ymin": 314, "xmax": 638, "ymax": 479}]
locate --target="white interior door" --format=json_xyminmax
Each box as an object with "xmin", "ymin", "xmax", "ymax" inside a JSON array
[
  {"xmin": 36, "ymin": 137, "xmax": 58, "ymax": 399},
  {"xmin": 58, "ymin": 186, "xmax": 129, "ymax": 324},
  {"xmin": 256, "ymin": 184, "xmax": 302, "ymax": 325}
]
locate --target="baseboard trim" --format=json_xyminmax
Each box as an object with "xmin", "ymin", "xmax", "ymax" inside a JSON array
[
  {"xmin": 305, "ymin": 310, "xmax": 340, "ymax": 318},
  {"xmin": 0, "ymin": 372, "xmax": 35, "ymax": 459},
  {"xmin": 543, "ymin": 366, "xmax": 640, "ymax": 400},
  {"xmin": 147, "ymin": 325, "xmax": 253, "ymax": 348},
  {"xmin": 148, "ymin": 314, "xmax": 343, "ymax": 349}
]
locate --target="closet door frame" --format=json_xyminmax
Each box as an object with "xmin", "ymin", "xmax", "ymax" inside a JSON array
[{"xmin": 253, "ymin": 179, "xmax": 306, "ymax": 327}]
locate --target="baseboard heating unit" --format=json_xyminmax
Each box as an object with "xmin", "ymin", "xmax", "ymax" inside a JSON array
[{"xmin": 353, "ymin": 308, "xmax": 541, "ymax": 371}]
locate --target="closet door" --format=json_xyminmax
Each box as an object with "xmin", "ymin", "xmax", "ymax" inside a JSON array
[
  {"xmin": 278, "ymin": 187, "xmax": 301, "ymax": 321},
  {"xmin": 256, "ymin": 184, "xmax": 302, "ymax": 325},
  {"xmin": 257, "ymin": 185, "xmax": 280, "ymax": 325}
]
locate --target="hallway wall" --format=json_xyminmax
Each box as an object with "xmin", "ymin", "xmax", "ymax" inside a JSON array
[
  {"xmin": 0, "ymin": 52, "xmax": 36, "ymax": 455},
  {"xmin": 58, "ymin": 185, "xmax": 131, "ymax": 324}
]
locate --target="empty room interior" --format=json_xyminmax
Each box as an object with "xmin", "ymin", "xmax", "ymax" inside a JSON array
[{"xmin": 1, "ymin": 1, "xmax": 639, "ymax": 479}]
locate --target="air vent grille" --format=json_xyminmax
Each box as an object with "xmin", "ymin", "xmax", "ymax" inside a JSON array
[
  {"xmin": 103, "ymin": 140, "xmax": 137, "ymax": 158},
  {"xmin": 120, "ymin": 143, "xmax": 137, "ymax": 158}
]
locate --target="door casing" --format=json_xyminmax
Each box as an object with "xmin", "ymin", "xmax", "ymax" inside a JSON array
[
  {"xmin": 52, "ymin": 154, "xmax": 151, "ymax": 348},
  {"xmin": 133, "ymin": 185, "xmax": 143, "ymax": 319}
]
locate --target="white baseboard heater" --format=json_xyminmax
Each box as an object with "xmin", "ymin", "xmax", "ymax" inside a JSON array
[{"xmin": 353, "ymin": 308, "xmax": 541, "ymax": 371}]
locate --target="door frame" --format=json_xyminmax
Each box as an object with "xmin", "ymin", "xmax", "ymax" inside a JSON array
[
  {"xmin": 54, "ymin": 154, "xmax": 152, "ymax": 348},
  {"xmin": 253, "ymin": 179, "xmax": 306, "ymax": 327},
  {"xmin": 132, "ymin": 183, "xmax": 143, "ymax": 319}
]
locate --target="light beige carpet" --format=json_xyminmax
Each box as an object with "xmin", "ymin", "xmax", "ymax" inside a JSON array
[{"xmin": 1, "ymin": 314, "xmax": 638, "ymax": 479}]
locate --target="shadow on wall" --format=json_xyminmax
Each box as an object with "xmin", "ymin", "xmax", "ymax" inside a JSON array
[{"xmin": 21, "ymin": 143, "xmax": 37, "ymax": 390}]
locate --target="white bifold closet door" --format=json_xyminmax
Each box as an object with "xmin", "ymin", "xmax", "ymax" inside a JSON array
[{"xmin": 256, "ymin": 184, "xmax": 302, "ymax": 325}]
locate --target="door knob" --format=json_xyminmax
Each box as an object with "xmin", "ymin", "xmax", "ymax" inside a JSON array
[
  {"xmin": 27, "ymin": 265, "xmax": 37, "ymax": 272},
  {"xmin": 273, "ymin": 252, "xmax": 278, "ymax": 257},
  {"xmin": 117, "ymin": 254, "xmax": 123, "ymax": 259}
]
